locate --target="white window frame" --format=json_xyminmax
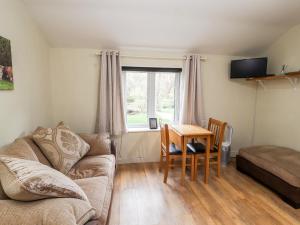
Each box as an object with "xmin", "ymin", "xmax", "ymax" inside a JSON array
[{"xmin": 123, "ymin": 68, "xmax": 181, "ymax": 128}]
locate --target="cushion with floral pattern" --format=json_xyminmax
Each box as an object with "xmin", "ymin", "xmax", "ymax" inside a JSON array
[{"xmin": 33, "ymin": 122, "xmax": 90, "ymax": 174}]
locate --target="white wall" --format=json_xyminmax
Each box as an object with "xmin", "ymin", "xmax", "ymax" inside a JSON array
[
  {"xmin": 0, "ymin": 0, "xmax": 52, "ymax": 146},
  {"xmin": 50, "ymin": 48, "xmax": 257, "ymax": 163},
  {"xmin": 254, "ymin": 25, "xmax": 300, "ymax": 150},
  {"xmin": 201, "ymin": 55, "xmax": 256, "ymax": 155},
  {"xmin": 264, "ymin": 25, "xmax": 300, "ymax": 75},
  {"xmin": 49, "ymin": 49, "xmax": 99, "ymax": 133}
]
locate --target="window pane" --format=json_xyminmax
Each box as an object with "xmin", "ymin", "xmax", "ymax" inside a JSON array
[
  {"xmin": 155, "ymin": 72, "xmax": 176, "ymax": 124},
  {"xmin": 126, "ymin": 72, "xmax": 148, "ymax": 126}
]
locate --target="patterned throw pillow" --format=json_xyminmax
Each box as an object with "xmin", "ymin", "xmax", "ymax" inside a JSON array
[
  {"xmin": 33, "ymin": 122, "xmax": 90, "ymax": 174},
  {"xmin": 0, "ymin": 156, "xmax": 89, "ymax": 202}
]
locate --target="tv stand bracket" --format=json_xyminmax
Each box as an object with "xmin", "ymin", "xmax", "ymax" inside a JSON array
[
  {"xmin": 286, "ymin": 77, "xmax": 298, "ymax": 90},
  {"xmin": 256, "ymin": 80, "xmax": 266, "ymax": 90}
]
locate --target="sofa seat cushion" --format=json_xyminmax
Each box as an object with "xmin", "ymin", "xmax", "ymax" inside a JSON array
[
  {"xmin": 68, "ymin": 155, "xmax": 115, "ymax": 180},
  {"xmin": 0, "ymin": 156, "xmax": 88, "ymax": 202},
  {"xmin": 75, "ymin": 176, "xmax": 113, "ymax": 225},
  {"xmin": 239, "ymin": 145, "xmax": 300, "ymax": 187},
  {"xmin": 0, "ymin": 198, "xmax": 95, "ymax": 225}
]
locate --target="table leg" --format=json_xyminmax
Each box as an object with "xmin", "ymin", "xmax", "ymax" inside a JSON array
[
  {"xmin": 181, "ymin": 137, "xmax": 187, "ymax": 183},
  {"xmin": 204, "ymin": 135, "xmax": 211, "ymax": 184}
]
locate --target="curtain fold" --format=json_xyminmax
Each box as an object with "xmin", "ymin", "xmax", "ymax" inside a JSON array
[
  {"xmin": 95, "ymin": 50, "xmax": 127, "ymax": 136},
  {"xmin": 179, "ymin": 54, "xmax": 205, "ymax": 126}
]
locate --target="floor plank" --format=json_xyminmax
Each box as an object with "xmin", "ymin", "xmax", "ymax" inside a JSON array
[{"xmin": 108, "ymin": 162, "xmax": 300, "ymax": 225}]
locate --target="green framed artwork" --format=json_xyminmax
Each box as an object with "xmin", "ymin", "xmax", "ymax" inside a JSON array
[{"xmin": 0, "ymin": 36, "xmax": 14, "ymax": 90}]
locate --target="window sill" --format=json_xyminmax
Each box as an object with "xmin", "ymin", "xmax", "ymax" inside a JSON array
[{"xmin": 127, "ymin": 127, "xmax": 160, "ymax": 133}]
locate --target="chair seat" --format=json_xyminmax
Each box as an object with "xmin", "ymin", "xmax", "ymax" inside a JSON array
[
  {"xmin": 169, "ymin": 144, "xmax": 194, "ymax": 155},
  {"xmin": 187, "ymin": 142, "xmax": 218, "ymax": 154}
]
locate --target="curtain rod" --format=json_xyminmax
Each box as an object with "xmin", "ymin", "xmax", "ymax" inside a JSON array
[{"xmin": 95, "ymin": 53, "xmax": 207, "ymax": 61}]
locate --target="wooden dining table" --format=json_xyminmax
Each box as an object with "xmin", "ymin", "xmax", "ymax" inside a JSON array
[{"xmin": 169, "ymin": 124, "xmax": 213, "ymax": 183}]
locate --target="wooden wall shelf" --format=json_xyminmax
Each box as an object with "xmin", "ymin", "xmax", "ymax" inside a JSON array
[{"xmin": 246, "ymin": 72, "xmax": 300, "ymax": 90}]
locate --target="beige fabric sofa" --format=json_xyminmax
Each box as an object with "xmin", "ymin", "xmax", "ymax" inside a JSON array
[{"xmin": 0, "ymin": 133, "xmax": 115, "ymax": 225}]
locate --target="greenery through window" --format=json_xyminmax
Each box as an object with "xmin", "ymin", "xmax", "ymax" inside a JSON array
[{"xmin": 123, "ymin": 67, "xmax": 181, "ymax": 128}]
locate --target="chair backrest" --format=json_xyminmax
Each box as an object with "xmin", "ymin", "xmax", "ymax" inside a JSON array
[
  {"xmin": 160, "ymin": 123, "xmax": 170, "ymax": 155},
  {"xmin": 208, "ymin": 118, "xmax": 227, "ymax": 152}
]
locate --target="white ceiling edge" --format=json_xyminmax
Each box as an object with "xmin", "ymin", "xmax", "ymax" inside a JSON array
[{"xmin": 23, "ymin": 0, "xmax": 300, "ymax": 56}]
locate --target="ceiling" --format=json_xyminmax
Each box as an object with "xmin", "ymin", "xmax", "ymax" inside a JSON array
[{"xmin": 23, "ymin": 0, "xmax": 300, "ymax": 55}]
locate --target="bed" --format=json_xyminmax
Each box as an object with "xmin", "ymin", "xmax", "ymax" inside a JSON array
[{"xmin": 236, "ymin": 145, "xmax": 300, "ymax": 208}]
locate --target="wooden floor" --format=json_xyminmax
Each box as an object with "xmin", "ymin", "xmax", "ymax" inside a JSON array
[{"xmin": 108, "ymin": 161, "xmax": 300, "ymax": 225}]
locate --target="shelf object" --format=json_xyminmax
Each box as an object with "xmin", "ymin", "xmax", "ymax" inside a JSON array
[{"xmin": 247, "ymin": 72, "xmax": 300, "ymax": 90}]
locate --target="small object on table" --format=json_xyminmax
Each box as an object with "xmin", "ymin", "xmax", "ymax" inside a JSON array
[
  {"xmin": 280, "ymin": 64, "xmax": 288, "ymax": 75},
  {"xmin": 149, "ymin": 118, "xmax": 158, "ymax": 129}
]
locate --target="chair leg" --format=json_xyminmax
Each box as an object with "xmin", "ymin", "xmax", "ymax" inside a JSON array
[
  {"xmin": 191, "ymin": 156, "xmax": 195, "ymax": 181},
  {"xmin": 217, "ymin": 153, "xmax": 221, "ymax": 177},
  {"xmin": 171, "ymin": 159, "xmax": 175, "ymax": 169},
  {"xmin": 163, "ymin": 156, "xmax": 170, "ymax": 183},
  {"xmin": 159, "ymin": 149, "xmax": 163, "ymax": 172},
  {"xmin": 194, "ymin": 155, "xmax": 198, "ymax": 180}
]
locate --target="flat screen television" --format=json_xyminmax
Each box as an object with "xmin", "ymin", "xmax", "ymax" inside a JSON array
[{"xmin": 230, "ymin": 57, "xmax": 268, "ymax": 79}]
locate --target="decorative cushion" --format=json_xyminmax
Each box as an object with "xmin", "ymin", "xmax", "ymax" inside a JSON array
[
  {"xmin": 0, "ymin": 139, "xmax": 39, "ymax": 162},
  {"xmin": 0, "ymin": 198, "xmax": 95, "ymax": 225},
  {"xmin": 0, "ymin": 156, "xmax": 88, "ymax": 202},
  {"xmin": 79, "ymin": 133, "xmax": 111, "ymax": 156},
  {"xmin": 0, "ymin": 139, "xmax": 39, "ymax": 200},
  {"xmin": 32, "ymin": 122, "xmax": 90, "ymax": 174}
]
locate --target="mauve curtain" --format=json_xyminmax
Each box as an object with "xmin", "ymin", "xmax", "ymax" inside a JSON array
[
  {"xmin": 95, "ymin": 50, "xmax": 127, "ymax": 136},
  {"xmin": 179, "ymin": 54, "xmax": 205, "ymax": 126}
]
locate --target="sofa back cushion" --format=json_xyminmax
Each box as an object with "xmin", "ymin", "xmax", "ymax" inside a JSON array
[
  {"xmin": 79, "ymin": 133, "xmax": 111, "ymax": 156},
  {"xmin": 21, "ymin": 135, "xmax": 52, "ymax": 167},
  {"xmin": 33, "ymin": 123, "xmax": 90, "ymax": 174},
  {"xmin": 0, "ymin": 156, "xmax": 88, "ymax": 202},
  {"xmin": 0, "ymin": 139, "xmax": 38, "ymax": 162}
]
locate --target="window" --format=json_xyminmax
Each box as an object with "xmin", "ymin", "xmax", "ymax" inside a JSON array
[{"xmin": 123, "ymin": 67, "xmax": 181, "ymax": 128}]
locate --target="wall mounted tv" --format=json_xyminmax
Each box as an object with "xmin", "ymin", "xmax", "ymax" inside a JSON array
[{"xmin": 230, "ymin": 57, "xmax": 268, "ymax": 79}]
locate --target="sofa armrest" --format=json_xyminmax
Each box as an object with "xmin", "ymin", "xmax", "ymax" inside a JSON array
[{"xmin": 79, "ymin": 133, "xmax": 112, "ymax": 156}]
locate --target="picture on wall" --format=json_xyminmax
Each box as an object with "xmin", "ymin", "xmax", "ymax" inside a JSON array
[{"xmin": 0, "ymin": 36, "xmax": 13, "ymax": 90}]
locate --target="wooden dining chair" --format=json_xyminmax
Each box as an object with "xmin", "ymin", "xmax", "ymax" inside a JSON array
[
  {"xmin": 187, "ymin": 118, "xmax": 227, "ymax": 179},
  {"xmin": 159, "ymin": 123, "xmax": 195, "ymax": 183}
]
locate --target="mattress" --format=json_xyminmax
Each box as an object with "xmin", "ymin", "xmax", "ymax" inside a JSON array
[{"xmin": 239, "ymin": 145, "xmax": 300, "ymax": 188}]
